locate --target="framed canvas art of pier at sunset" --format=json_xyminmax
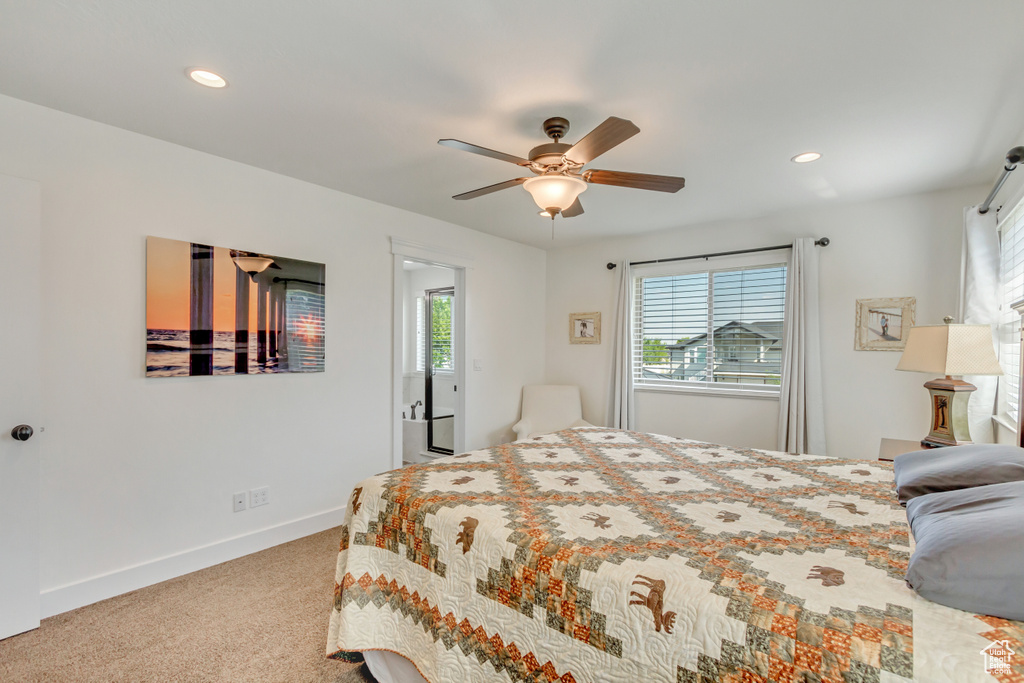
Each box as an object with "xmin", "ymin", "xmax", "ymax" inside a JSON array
[{"xmin": 146, "ymin": 236, "xmax": 325, "ymax": 377}]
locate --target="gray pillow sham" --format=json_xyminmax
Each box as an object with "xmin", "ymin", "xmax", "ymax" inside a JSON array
[
  {"xmin": 905, "ymin": 481, "xmax": 1024, "ymax": 620},
  {"xmin": 893, "ymin": 443, "xmax": 1024, "ymax": 505}
]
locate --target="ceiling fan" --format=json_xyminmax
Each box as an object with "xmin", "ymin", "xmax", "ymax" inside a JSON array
[{"xmin": 438, "ymin": 116, "xmax": 686, "ymax": 219}]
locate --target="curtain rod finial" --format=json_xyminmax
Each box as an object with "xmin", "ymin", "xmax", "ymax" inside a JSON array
[
  {"xmin": 1007, "ymin": 146, "xmax": 1024, "ymax": 167},
  {"xmin": 815, "ymin": 237, "xmax": 830, "ymax": 247},
  {"xmin": 606, "ymin": 262, "xmax": 617, "ymax": 270}
]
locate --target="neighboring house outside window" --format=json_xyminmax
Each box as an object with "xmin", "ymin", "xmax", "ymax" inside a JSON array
[
  {"xmin": 662, "ymin": 320, "xmax": 784, "ymax": 385},
  {"xmin": 632, "ymin": 255, "xmax": 787, "ymax": 395}
]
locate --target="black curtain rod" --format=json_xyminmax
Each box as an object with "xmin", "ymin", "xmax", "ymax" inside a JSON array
[
  {"xmin": 272, "ymin": 276, "xmax": 324, "ymax": 286},
  {"xmin": 978, "ymin": 146, "xmax": 1024, "ymax": 214},
  {"xmin": 605, "ymin": 237, "xmax": 830, "ymax": 270}
]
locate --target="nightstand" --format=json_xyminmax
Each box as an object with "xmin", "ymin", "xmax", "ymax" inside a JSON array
[{"xmin": 878, "ymin": 437, "xmax": 938, "ymax": 462}]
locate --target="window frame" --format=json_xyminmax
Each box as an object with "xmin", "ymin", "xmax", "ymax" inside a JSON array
[{"xmin": 631, "ymin": 250, "xmax": 789, "ymax": 400}]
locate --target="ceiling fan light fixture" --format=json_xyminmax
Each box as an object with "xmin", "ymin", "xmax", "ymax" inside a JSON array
[{"xmin": 522, "ymin": 175, "xmax": 587, "ymax": 215}]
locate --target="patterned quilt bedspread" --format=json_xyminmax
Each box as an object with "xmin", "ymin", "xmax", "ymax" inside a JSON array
[{"xmin": 326, "ymin": 428, "xmax": 1024, "ymax": 682}]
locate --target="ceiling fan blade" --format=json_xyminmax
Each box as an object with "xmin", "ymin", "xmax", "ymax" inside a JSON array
[
  {"xmin": 438, "ymin": 139, "xmax": 532, "ymax": 166},
  {"xmin": 585, "ymin": 169, "xmax": 686, "ymax": 193},
  {"xmin": 561, "ymin": 197, "xmax": 584, "ymax": 218},
  {"xmin": 564, "ymin": 117, "xmax": 640, "ymax": 164},
  {"xmin": 452, "ymin": 177, "xmax": 529, "ymax": 200}
]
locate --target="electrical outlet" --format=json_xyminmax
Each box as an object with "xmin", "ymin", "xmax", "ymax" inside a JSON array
[
  {"xmin": 232, "ymin": 492, "xmax": 247, "ymax": 512},
  {"xmin": 250, "ymin": 486, "xmax": 270, "ymax": 507}
]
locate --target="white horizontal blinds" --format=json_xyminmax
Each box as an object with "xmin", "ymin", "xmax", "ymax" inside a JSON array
[
  {"xmin": 711, "ymin": 266, "xmax": 787, "ymax": 386},
  {"xmin": 431, "ymin": 292, "xmax": 453, "ymax": 371},
  {"xmin": 633, "ymin": 264, "xmax": 786, "ymax": 390},
  {"xmin": 998, "ymin": 197, "xmax": 1024, "ymax": 423},
  {"xmin": 633, "ymin": 272, "xmax": 709, "ymax": 387}
]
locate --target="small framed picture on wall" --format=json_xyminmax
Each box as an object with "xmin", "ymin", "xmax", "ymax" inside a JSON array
[
  {"xmin": 569, "ymin": 312, "xmax": 601, "ymax": 344},
  {"xmin": 854, "ymin": 297, "xmax": 915, "ymax": 350}
]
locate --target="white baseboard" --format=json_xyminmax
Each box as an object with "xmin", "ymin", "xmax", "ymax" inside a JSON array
[{"xmin": 40, "ymin": 506, "xmax": 348, "ymax": 618}]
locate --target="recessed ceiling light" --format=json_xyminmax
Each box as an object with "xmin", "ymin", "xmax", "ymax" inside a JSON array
[
  {"xmin": 187, "ymin": 68, "xmax": 227, "ymax": 88},
  {"xmin": 791, "ymin": 151, "xmax": 822, "ymax": 163}
]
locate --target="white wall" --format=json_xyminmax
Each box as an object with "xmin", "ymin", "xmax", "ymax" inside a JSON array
[
  {"xmin": 0, "ymin": 94, "xmax": 546, "ymax": 615},
  {"xmin": 545, "ymin": 185, "xmax": 987, "ymax": 459}
]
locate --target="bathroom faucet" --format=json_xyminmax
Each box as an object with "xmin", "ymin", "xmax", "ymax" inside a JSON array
[{"xmin": 410, "ymin": 400, "xmax": 422, "ymax": 420}]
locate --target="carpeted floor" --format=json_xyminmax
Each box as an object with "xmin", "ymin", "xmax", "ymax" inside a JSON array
[{"xmin": 0, "ymin": 527, "xmax": 376, "ymax": 683}]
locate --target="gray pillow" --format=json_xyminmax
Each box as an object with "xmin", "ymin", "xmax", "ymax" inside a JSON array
[
  {"xmin": 905, "ymin": 481, "xmax": 1024, "ymax": 620},
  {"xmin": 893, "ymin": 443, "xmax": 1024, "ymax": 505}
]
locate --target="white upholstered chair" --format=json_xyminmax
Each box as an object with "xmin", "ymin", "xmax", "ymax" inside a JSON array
[{"xmin": 512, "ymin": 384, "xmax": 594, "ymax": 441}]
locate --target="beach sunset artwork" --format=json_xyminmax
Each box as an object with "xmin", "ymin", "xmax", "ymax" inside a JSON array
[{"xmin": 146, "ymin": 236, "xmax": 325, "ymax": 377}]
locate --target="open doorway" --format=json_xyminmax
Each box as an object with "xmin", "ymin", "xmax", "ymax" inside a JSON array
[{"xmin": 396, "ymin": 259, "xmax": 463, "ymax": 467}]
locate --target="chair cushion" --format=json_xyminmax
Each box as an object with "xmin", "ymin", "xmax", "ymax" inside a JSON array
[
  {"xmin": 892, "ymin": 443, "xmax": 1024, "ymax": 505},
  {"xmin": 905, "ymin": 481, "xmax": 1024, "ymax": 620}
]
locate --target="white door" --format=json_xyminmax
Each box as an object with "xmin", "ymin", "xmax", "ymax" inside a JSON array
[{"xmin": 0, "ymin": 174, "xmax": 42, "ymax": 639}]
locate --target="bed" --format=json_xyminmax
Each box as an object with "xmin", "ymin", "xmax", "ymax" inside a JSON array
[{"xmin": 326, "ymin": 428, "xmax": 1024, "ymax": 681}]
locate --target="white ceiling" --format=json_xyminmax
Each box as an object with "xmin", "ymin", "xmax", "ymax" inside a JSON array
[{"xmin": 2, "ymin": 1, "xmax": 1024, "ymax": 249}]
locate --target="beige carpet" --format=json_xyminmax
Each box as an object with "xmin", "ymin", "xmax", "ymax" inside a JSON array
[{"xmin": 0, "ymin": 527, "xmax": 376, "ymax": 683}]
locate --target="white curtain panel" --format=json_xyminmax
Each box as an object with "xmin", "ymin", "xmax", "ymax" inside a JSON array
[
  {"xmin": 609, "ymin": 260, "xmax": 635, "ymax": 430},
  {"xmin": 777, "ymin": 238, "xmax": 827, "ymax": 455},
  {"xmin": 959, "ymin": 205, "xmax": 1001, "ymax": 443}
]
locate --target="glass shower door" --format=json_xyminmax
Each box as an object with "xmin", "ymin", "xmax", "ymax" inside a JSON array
[{"xmin": 425, "ymin": 287, "xmax": 455, "ymax": 455}]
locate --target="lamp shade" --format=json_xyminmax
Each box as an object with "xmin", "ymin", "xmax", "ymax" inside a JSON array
[
  {"xmin": 232, "ymin": 255, "xmax": 274, "ymax": 276},
  {"xmin": 522, "ymin": 175, "xmax": 587, "ymax": 214},
  {"xmin": 895, "ymin": 324, "xmax": 1003, "ymax": 376}
]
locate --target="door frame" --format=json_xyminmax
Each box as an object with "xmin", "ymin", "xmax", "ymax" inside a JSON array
[{"xmin": 390, "ymin": 238, "xmax": 470, "ymax": 469}]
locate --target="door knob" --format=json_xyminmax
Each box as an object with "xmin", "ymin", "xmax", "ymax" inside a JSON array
[{"xmin": 11, "ymin": 425, "xmax": 33, "ymax": 441}]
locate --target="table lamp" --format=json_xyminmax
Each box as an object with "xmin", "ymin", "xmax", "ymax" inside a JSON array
[{"xmin": 895, "ymin": 317, "xmax": 1003, "ymax": 447}]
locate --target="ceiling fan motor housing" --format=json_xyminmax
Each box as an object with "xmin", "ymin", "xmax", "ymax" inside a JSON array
[{"xmin": 528, "ymin": 142, "xmax": 573, "ymax": 169}]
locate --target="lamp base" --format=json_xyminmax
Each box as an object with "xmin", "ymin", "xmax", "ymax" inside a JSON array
[{"xmin": 920, "ymin": 376, "xmax": 975, "ymax": 447}]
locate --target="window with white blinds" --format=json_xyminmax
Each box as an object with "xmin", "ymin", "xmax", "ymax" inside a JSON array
[
  {"xmin": 633, "ymin": 264, "xmax": 787, "ymax": 392},
  {"xmin": 997, "ymin": 195, "xmax": 1024, "ymax": 424}
]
